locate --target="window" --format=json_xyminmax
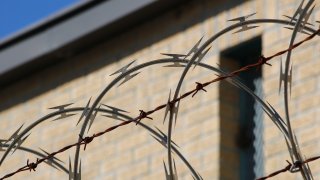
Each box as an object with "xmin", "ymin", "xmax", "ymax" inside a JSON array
[{"xmin": 219, "ymin": 37, "xmax": 264, "ymax": 179}]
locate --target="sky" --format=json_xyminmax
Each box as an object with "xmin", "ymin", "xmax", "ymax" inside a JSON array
[{"xmin": 0, "ymin": 0, "xmax": 79, "ymax": 41}]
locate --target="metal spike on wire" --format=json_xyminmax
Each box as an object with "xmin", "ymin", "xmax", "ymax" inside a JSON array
[
  {"xmin": 101, "ymin": 104, "xmax": 128, "ymax": 121},
  {"xmin": 185, "ymin": 36, "xmax": 203, "ymax": 57},
  {"xmin": 109, "ymin": 60, "xmax": 140, "ymax": 86},
  {"xmin": 193, "ymin": 46, "xmax": 211, "ymax": 70},
  {"xmin": 284, "ymin": 3, "xmax": 315, "ymax": 36},
  {"xmin": 69, "ymin": 157, "xmax": 81, "ymax": 180},
  {"xmin": 301, "ymin": 4, "xmax": 315, "ymax": 28},
  {"xmin": 0, "ymin": 139, "xmax": 5, "ymax": 151},
  {"xmin": 266, "ymin": 102, "xmax": 287, "ymax": 126},
  {"xmin": 87, "ymin": 105, "xmax": 100, "ymax": 133},
  {"xmin": 109, "ymin": 60, "xmax": 136, "ymax": 76},
  {"xmin": 162, "ymin": 53, "xmax": 188, "ymax": 67},
  {"xmin": 5, "ymin": 124, "xmax": 31, "ymax": 154},
  {"xmin": 289, "ymin": 0, "xmax": 305, "ymax": 24},
  {"xmin": 284, "ymin": 0, "xmax": 315, "ymax": 34},
  {"xmin": 284, "ymin": 26, "xmax": 312, "ymax": 35},
  {"xmin": 262, "ymin": 106, "xmax": 287, "ymax": 137},
  {"xmin": 228, "ymin": 12, "xmax": 259, "ymax": 33},
  {"xmin": 163, "ymin": 159, "xmax": 178, "ymax": 180},
  {"xmin": 49, "ymin": 103, "xmax": 76, "ymax": 121},
  {"xmin": 12, "ymin": 134, "xmax": 30, "ymax": 155},
  {"xmin": 75, "ymin": 98, "xmax": 99, "ymax": 132},
  {"xmin": 76, "ymin": 98, "xmax": 92, "ymax": 126},
  {"xmin": 5, "ymin": 124, "xmax": 24, "ymax": 144},
  {"xmin": 150, "ymin": 127, "xmax": 179, "ymax": 148},
  {"xmin": 279, "ymin": 59, "xmax": 293, "ymax": 95},
  {"xmin": 164, "ymin": 90, "xmax": 180, "ymax": 127},
  {"xmin": 228, "ymin": 12, "xmax": 256, "ymax": 22},
  {"xmin": 283, "ymin": 15, "xmax": 313, "ymax": 26},
  {"xmin": 39, "ymin": 148, "xmax": 64, "ymax": 170},
  {"xmin": 290, "ymin": 0, "xmax": 314, "ymax": 25},
  {"xmin": 118, "ymin": 72, "xmax": 140, "ymax": 86}
]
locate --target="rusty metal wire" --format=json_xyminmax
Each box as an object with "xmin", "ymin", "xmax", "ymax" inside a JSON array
[
  {"xmin": 0, "ymin": 26, "xmax": 319, "ymax": 180},
  {"xmin": 257, "ymin": 155, "xmax": 320, "ymax": 180}
]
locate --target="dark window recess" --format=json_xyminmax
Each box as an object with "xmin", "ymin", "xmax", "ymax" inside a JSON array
[{"xmin": 219, "ymin": 36, "xmax": 264, "ymax": 180}]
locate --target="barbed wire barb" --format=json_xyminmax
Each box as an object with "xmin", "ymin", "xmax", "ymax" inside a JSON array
[
  {"xmin": 162, "ymin": 53, "xmax": 188, "ymax": 67},
  {"xmin": 109, "ymin": 60, "xmax": 141, "ymax": 86},
  {"xmin": 39, "ymin": 148, "xmax": 64, "ymax": 170},
  {"xmin": 163, "ymin": 159, "xmax": 178, "ymax": 180},
  {"xmin": 49, "ymin": 103, "xmax": 76, "ymax": 121},
  {"xmin": 68, "ymin": 157, "xmax": 81, "ymax": 180},
  {"xmin": 193, "ymin": 46, "xmax": 211, "ymax": 70},
  {"xmin": 0, "ymin": 140, "xmax": 5, "ymax": 152},
  {"xmin": 76, "ymin": 97, "xmax": 92, "ymax": 126},
  {"xmin": 101, "ymin": 104, "xmax": 128, "ymax": 121},
  {"xmin": 185, "ymin": 36, "xmax": 203, "ymax": 57},
  {"xmin": 228, "ymin": 12, "xmax": 259, "ymax": 33},
  {"xmin": 164, "ymin": 90, "xmax": 180, "ymax": 127},
  {"xmin": 150, "ymin": 126, "xmax": 180, "ymax": 148}
]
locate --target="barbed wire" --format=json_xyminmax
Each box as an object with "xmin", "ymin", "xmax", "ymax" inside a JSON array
[
  {"xmin": 257, "ymin": 155, "xmax": 320, "ymax": 180},
  {"xmin": 0, "ymin": 28, "xmax": 319, "ymax": 180}
]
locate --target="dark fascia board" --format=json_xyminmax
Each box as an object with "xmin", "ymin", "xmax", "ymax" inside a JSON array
[{"xmin": 0, "ymin": 0, "xmax": 188, "ymax": 87}]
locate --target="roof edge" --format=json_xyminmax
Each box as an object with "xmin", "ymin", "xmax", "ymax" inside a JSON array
[
  {"xmin": 0, "ymin": 0, "xmax": 106, "ymax": 49},
  {"xmin": 0, "ymin": 0, "xmax": 189, "ymax": 87}
]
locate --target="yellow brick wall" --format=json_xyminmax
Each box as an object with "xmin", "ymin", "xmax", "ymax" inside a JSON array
[
  {"xmin": 262, "ymin": 0, "xmax": 320, "ymax": 179},
  {"xmin": 0, "ymin": 0, "xmax": 319, "ymax": 179}
]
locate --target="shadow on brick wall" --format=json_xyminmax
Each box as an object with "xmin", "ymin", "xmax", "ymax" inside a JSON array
[{"xmin": 0, "ymin": 0, "xmax": 243, "ymax": 111}]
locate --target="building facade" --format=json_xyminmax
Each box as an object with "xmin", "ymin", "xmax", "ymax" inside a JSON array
[{"xmin": 0, "ymin": 0, "xmax": 319, "ymax": 179}]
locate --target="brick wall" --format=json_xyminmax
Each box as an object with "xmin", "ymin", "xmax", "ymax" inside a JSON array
[{"xmin": 0, "ymin": 0, "xmax": 319, "ymax": 179}]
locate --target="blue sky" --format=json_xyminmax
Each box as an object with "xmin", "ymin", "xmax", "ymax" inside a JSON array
[{"xmin": 0, "ymin": 0, "xmax": 79, "ymax": 40}]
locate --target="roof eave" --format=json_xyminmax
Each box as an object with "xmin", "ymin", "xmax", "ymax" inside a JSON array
[{"xmin": 0, "ymin": 0, "xmax": 188, "ymax": 87}]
